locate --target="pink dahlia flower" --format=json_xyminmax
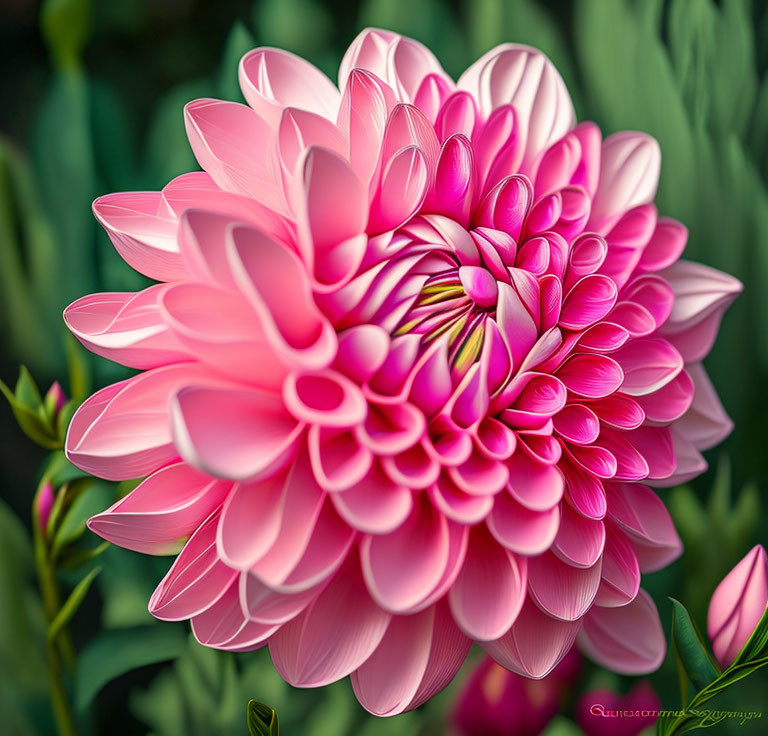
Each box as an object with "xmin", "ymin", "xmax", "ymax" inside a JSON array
[{"xmin": 65, "ymin": 29, "xmax": 740, "ymax": 715}]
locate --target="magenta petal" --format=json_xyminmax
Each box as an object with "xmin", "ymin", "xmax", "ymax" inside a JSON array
[
  {"xmin": 268, "ymin": 557, "xmax": 391, "ymax": 687},
  {"xmin": 449, "ymin": 525, "xmax": 527, "ymax": 641},
  {"xmin": 482, "ymin": 596, "xmax": 582, "ymax": 679},
  {"xmin": 369, "ymin": 145, "xmax": 428, "ymax": 233},
  {"xmin": 614, "ymin": 337, "xmax": 683, "ymax": 396},
  {"xmin": 88, "ymin": 462, "xmax": 230, "ymax": 555},
  {"xmin": 361, "ymin": 496, "xmax": 449, "ymax": 613},
  {"xmin": 528, "ymin": 551, "xmax": 602, "ymax": 621},
  {"xmin": 578, "ymin": 589, "xmax": 665, "ymax": 674},
  {"xmin": 556, "ymin": 354, "xmax": 623, "ymax": 398}
]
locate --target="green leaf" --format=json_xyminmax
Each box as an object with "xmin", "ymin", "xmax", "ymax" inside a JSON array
[
  {"xmin": 40, "ymin": 0, "xmax": 92, "ymax": 71},
  {"xmin": 47, "ymin": 566, "xmax": 100, "ymax": 642},
  {"xmin": 75, "ymin": 624, "xmax": 187, "ymax": 710},
  {"xmin": 15, "ymin": 366, "xmax": 44, "ymax": 410},
  {"xmin": 0, "ymin": 377, "xmax": 60, "ymax": 449},
  {"xmin": 218, "ymin": 21, "xmax": 256, "ymax": 102},
  {"xmin": 669, "ymin": 598, "xmax": 720, "ymax": 690},
  {"xmin": 247, "ymin": 700, "xmax": 279, "ymax": 736},
  {"xmin": 57, "ymin": 540, "xmax": 110, "ymax": 570},
  {"xmin": 50, "ymin": 479, "xmax": 112, "ymax": 559}
]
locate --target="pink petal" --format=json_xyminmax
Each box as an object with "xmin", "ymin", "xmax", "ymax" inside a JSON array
[
  {"xmin": 507, "ymin": 450, "xmax": 564, "ymax": 510},
  {"xmin": 277, "ymin": 107, "xmax": 347, "ymax": 176},
  {"xmin": 635, "ymin": 369, "xmax": 694, "ymax": 423},
  {"xmin": 308, "ymin": 425, "xmax": 373, "ymax": 492},
  {"xmin": 239, "ymin": 47, "xmax": 341, "ymax": 123},
  {"xmin": 482, "ymin": 596, "xmax": 582, "ymax": 678},
  {"xmin": 561, "ymin": 458, "xmax": 607, "ymax": 520},
  {"xmin": 184, "ymin": 99, "xmax": 281, "ymax": 210},
  {"xmin": 528, "ymin": 551, "xmax": 602, "ymax": 621},
  {"xmin": 160, "ymin": 280, "xmax": 286, "ymax": 388},
  {"xmin": 149, "ymin": 511, "xmax": 237, "ymax": 620},
  {"xmin": 589, "ymin": 132, "xmax": 660, "ymax": 233},
  {"xmin": 636, "ymin": 217, "xmax": 688, "ymax": 273},
  {"xmin": 361, "ymin": 496, "xmax": 450, "ymax": 613},
  {"xmin": 292, "ymin": 146, "xmax": 368, "ymax": 289},
  {"xmin": 283, "ymin": 370, "xmax": 367, "ymax": 427},
  {"xmin": 614, "ymin": 337, "xmax": 683, "ymax": 396},
  {"xmin": 594, "ymin": 525, "xmax": 641, "ymax": 608},
  {"xmin": 368, "ymin": 145, "xmax": 428, "ymax": 233},
  {"xmin": 269, "ymin": 557, "xmax": 391, "ymax": 687},
  {"xmin": 675, "ymin": 363, "xmax": 733, "ymax": 450},
  {"xmin": 66, "ymin": 364, "xmax": 220, "ymax": 480},
  {"xmin": 449, "ymin": 525, "xmax": 527, "ymax": 640},
  {"xmin": 88, "ymin": 463, "xmax": 230, "ymax": 555},
  {"xmin": 240, "ymin": 572, "xmax": 322, "ymax": 625},
  {"xmin": 171, "ymin": 384, "xmax": 302, "ymax": 481},
  {"xmin": 660, "ymin": 260, "xmax": 742, "ymax": 362},
  {"xmin": 457, "ymin": 44, "xmax": 575, "ymax": 167},
  {"xmin": 227, "ymin": 224, "xmax": 337, "ymax": 368},
  {"xmin": 578, "ymin": 589, "xmax": 666, "ymax": 674},
  {"xmin": 351, "ymin": 601, "xmax": 471, "ymax": 716},
  {"xmin": 216, "ymin": 471, "xmax": 291, "ymax": 570},
  {"xmin": 92, "ymin": 191, "xmax": 186, "ymax": 281},
  {"xmin": 552, "ymin": 504, "xmax": 606, "ymax": 568},
  {"xmin": 560, "ymin": 275, "xmax": 618, "ymax": 330},
  {"xmin": 606, "ymin": 482, "xmax": 682, "ymax": 572},
  {"xmin": 496, "ymin": 281, "xmax": 538, "ymax": 368},
  {"xmin": 487, "ymin": 491, "xmax": 561, "ymax": 555},
  {"xmin": 338, "ymin": 28, "xmax": 399, "ymax": 91},
  {"xmin": 556, "ymin": 354, "xmax": 623, "ymax": 398},
  {"xmin": 385, "ymin": 35, "xmax": 453, "ymax": 103},
  {"xmin": 331, "ymin": 462, "xmax": 413, "ymax": 534},
  {"xmin": 428, "ymin": 473, "xmax": 494, "ymax": 524},
  {"xmin": 65, "ymin": 287, "xmax": 188, "ymax": 370}
]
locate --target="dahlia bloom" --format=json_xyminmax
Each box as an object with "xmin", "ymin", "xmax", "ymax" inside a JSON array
[{"xmin": 65, "ymin": 29, "xmax": 740, "ymax": 715}]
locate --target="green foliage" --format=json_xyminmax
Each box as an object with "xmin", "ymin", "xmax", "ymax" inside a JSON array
[
  {"xmin": 75, "ymin": 624, "xmax": 188, "ymax": 709},
  {"xmin": 0, "ymin": 367, "xmax": 63, "ymax": 449},
  {"xmin": 658, "ymin": 605, "xmax": 768, "ymax": 735},
  {"xmin": 247, "ymin": 700, "xmax": 280, "ymax": 736},
  {"xmin": 669, "ymin": 598, "xmax": 720, "ymax": 692}
]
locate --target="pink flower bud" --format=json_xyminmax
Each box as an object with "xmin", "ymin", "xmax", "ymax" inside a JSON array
[
  {"xmin": 453, "ymin": 650, "xmax": 581, "ymax": 736},
  {"xmin": 575, "ymin": 681, "xmax": 660, "ymax": 736},
  {"xmin": 45, "ymin": 381, "xmax": 68, "ymax": 414},
  {"xmin": 707, "ymin": 545, "xmax": 768, "ymax": 667},
  {"xmin": 35, "ymin": 482, "xmax": 56, "ymax": 536}
]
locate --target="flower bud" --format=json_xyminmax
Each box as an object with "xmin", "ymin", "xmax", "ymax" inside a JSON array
[
  {"xmin": 707, "ymin": 544, "xmax": 768, "ymax": 667},
  {"xmin": 35, "ymin": 481, "xmax": 56, "ymax": 536},
  {"xmin": 453, "ymin": 650, "xmax": 580, "ymax": 736},
  {"xmin": 44, "ymin": 381, "xmax": 68, "ymax": 415},
  {"xmin": 575, "ymin": 681, "xmax": 660, "ymax": 736}
]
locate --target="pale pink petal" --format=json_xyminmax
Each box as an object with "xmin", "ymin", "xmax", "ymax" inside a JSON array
[
  {"xmin": 239, "ymin": 47, "xmax": 341, "ymax": 123},
  {"xmin": 675, "ymin": 363, "xmax": 733, "ymax": 450},
  {"xmin": 361, "ymin": 496, "xmax": 449, "ymax": 613},
  {"xmin": 578, "ymin": 589, "xmax": 666, "ymax": 674},
  {"xmin": 240, "ymin": 572, "xmax": 323, "ymax": 625},
  {"xmin": 589, "ymin": 132, "xmax": 660, "ymax": 233},
  {"xmin": 660, "ymin": 260, "xmax": 742, "ymax": 362},
  {"xmin": 457, "ymin": 44, "xmax": 575, "ymax": 167},
  {"xmin": 88, "ymin": 462, "xmax": 230, "ymax": 555},
  {"xmin": 92, "ymin": 192, "xmax": 186, "ymax": 281},
  {"xmin": 338, "ymin": 28, "xmax": 399, "ymax": 92},
  {"xmin": 65, "ymin": 287, "xmax": 189, "ymax": 370}
]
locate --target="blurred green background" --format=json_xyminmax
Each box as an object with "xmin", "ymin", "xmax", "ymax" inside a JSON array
[{"xmin": 1, "ymin": 0, "xmax": 768, "ymax": 734}]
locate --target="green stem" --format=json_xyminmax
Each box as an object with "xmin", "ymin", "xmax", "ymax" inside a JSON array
[{"xmin": 33, "ymin": 507, "xmax": 78, "ymax": 736}]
